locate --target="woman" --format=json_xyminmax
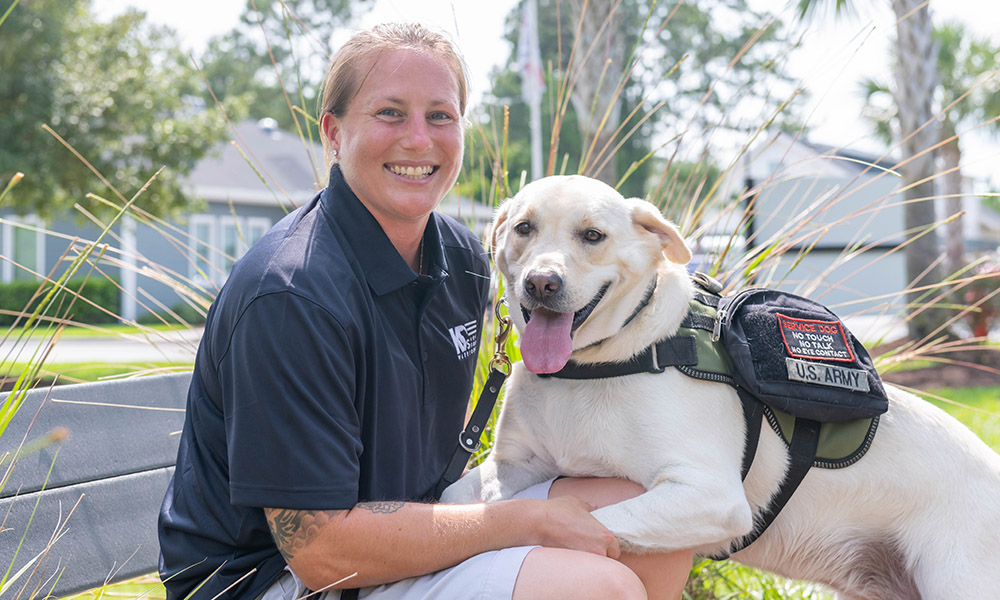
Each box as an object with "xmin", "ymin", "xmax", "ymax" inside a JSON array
[{"xmin": 158, "ymin": 22, "xmax": 692, "ymax": 600}]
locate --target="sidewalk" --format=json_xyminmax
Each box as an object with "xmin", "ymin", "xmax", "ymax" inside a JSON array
[{"xmin": 1, "ymin": 328, "xmax": 203, "ymax": 365}]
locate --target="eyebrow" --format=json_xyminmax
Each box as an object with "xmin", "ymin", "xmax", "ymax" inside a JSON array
[{"xmin": 382, "ymin": 96, "xmax": 457, "ymax": 108}]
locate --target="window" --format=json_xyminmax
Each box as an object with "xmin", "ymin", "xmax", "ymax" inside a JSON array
[
  {"xmin": 189, "ymin": 214, "xmax": 272, "ymax": 286},
  {"xmin": 190, "ymin": 215, "xmax": 217, "ymax": 284},
  {"xmin": 1, "ymin": 216, "xmax": 45, "ymax": 283}
]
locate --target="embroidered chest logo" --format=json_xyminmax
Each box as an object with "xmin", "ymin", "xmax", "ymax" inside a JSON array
[{"xmin": 448, "ymin": 320, "xmax": 479, "ymax": 360}]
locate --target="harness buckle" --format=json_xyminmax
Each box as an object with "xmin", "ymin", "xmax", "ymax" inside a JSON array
[
  {"xmin": 649, "ymin": 343, "xmax": 666, "ymax": 374},
  {"xmin": 692, "ymin": 271, "xmax": 724, "ymax": 294}
]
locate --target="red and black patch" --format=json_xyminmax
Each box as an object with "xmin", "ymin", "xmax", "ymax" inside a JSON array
[{"xmin": 776, "ymin": 313, "xmax": 855, "ymax": 363}]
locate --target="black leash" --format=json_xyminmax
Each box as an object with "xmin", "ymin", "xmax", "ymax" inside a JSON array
[
  {"xmin": 434, "ymin": 301, "xmax": 512, "ymax": 498},
  {"xmin": 341, "ymin": 304, "xmax": 512, "ymax": 600}
]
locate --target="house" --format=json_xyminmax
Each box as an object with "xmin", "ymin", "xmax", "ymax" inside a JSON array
[
  {"xmin": 714, "ymin": 130, "xmax": 1000, "ymax": 318},
  {"xmin": 0, "ymin": 119, "xmax": 492, "ymax": 323}
]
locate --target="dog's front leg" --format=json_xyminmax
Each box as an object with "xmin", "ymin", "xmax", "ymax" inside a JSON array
[
  {"xmin": 442, "ymin": 449, "xmax": 558, "ymax": 504},
  {"xmin": 590, "ymin": 470, "xmax": 753, "ymax": 553}
]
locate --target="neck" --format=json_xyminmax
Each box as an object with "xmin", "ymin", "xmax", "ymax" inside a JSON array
[{"xmin": 379, "ymin": 218, "xmax": 428, "ymax": 274}]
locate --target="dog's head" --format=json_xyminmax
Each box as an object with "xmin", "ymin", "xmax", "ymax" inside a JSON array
[{"xmin": 491, "ymin": 175, "xmax": 692, "ymax": 374}]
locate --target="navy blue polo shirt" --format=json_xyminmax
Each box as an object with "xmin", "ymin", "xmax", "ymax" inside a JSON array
[{"xmin": 158, "ymin": 165, "xmax": 490, "ymax": 599}]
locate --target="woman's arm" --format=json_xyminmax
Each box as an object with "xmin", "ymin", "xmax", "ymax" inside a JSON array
[{"xmin": 264, "ymin": 495, "xmax": 619, "ymax": 591}]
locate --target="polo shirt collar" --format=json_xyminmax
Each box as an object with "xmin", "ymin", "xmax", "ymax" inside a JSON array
[{"xmin": 322, "ymin": 165, "xmax": 448, "ymax": 296}]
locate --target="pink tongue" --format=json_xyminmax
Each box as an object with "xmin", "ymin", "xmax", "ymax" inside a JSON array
[{"xmin": 520, "ymin": 308, "xmax": 574, "ymax": 374}]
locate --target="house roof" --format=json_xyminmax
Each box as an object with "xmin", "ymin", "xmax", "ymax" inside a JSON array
[
  {"xmin": 795, "ymin": 138, "xmax": 899, "ymax": 174},
  {"xmin": 185, "ymin": 119, "xmax": 327, "ymax": 208}
]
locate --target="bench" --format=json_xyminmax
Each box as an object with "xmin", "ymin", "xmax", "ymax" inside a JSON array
[{"xmin": 1, "ymin": 372, "xmax": 191, "ymax": 599}]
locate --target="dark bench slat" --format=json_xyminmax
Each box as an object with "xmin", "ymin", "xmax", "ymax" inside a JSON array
[
  {"xmin": 0, "ymin": 466, "xmax": 175, "ymax": 599},
  {"xmin": 1, "ymin": 372, "xmax": 191, "ymax": 498}
]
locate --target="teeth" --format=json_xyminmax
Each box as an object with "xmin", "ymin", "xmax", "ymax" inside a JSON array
[{"xmin": 388, "ymin": 164, "xmax": 433, "ymax": 179}]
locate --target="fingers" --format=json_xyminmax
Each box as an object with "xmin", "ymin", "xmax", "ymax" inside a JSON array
[{"xmin": 537, "ymin": 496, "xmax": 621, "ymax": 559}]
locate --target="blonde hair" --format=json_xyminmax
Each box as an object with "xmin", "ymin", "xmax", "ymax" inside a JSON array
[{"xmin": 318, "ymin": 22, "xmax": 470, "ymax": 159}]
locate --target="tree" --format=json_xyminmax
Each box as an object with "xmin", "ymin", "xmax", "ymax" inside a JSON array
[
  {"xmin": 860, "ymin": 21, "xmax": 1000, "ymax": 275},
  {"xmin": 471, "ymin": 0, "xmax": 797, "ymax": 201},
  {"xmin": 195, "ymin": 0, "xmax": 373, "ymax": 132},
  {"xmin": 0, "ymin": 0, "xmax": 229, "ymax": 219},
  {"xmin": 798, "ymin": 0, "xmax": 942, "ymax": 340}
]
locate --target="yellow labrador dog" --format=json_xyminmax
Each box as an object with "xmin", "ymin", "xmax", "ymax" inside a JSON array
[{"xmin": 441, "ymin": 175, "xmax": 1000, "ymax": 599}]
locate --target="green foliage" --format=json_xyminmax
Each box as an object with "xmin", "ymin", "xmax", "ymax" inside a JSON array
[
  {"xmin": 470, "ymin": 0, "xmax": 798, "ymax": 198},
  {"xmin": 0, "ymin": 277, "xmax": 119, "ymax": 327},
  {"xmin": 686, "ymin": 558, "xmax": 833, "ymax": 599},
  {"xmin": 0, "ymin": 1, "xmax": 231, "ymax": 220},
  {"xmin": 195, "ymin": 0, "xmax": 373, "ymax": 132},
  {"xmin": 859, "ymin": 21, "xmax": 1000, "ymax": 145}
]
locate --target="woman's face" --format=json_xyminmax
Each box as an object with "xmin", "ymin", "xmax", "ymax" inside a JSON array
[{"xmin": 323, "ymin": 49, "xmax": 464, "ymax": 234}]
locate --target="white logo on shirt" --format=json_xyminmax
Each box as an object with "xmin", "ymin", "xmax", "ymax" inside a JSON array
[{"xmin": 448, "ymin": 320, "xmax": 479, "ymax": 360}]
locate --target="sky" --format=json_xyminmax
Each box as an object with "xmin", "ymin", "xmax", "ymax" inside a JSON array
[{"xmin": 94, "ymin": 0, "xmax": 1000, "ymax": 185}]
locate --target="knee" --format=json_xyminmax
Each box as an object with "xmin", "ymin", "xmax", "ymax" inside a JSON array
[
  {"xmin": 544, "ymin": 557, "xmax": 646, "ymax": 600},
  {"xmin": 515, "ymin": 549, "xmax": 647, "ymax": 600},
  {"xmin": 590, "ymin": 559, "xmax": 647, "ymax": 600}
]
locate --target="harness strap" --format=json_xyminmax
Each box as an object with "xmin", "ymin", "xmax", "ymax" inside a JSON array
[
  {"xmin": 543, "ymin": 335, "xmax": 698, "ymax": 379},
  {"xmin": 711, "ymin": 416, "xmax": 820, "ymax": 560},
  {"xmin": 738, "ymin": 389, "xmax": 764, "ymax": 481}
]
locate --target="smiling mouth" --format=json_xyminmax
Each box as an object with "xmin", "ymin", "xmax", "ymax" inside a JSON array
[
  {"xmin": 521, "ymin": 282, "xmax": 611, "ymax": 333},
  {"xmin": 386, "ymin": 164, "xmax": 437, "ymax": 180}
]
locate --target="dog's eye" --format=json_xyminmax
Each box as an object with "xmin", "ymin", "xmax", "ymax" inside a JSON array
[
  {"xmin": 514, "ymin": 222, "xmax": 532, "ymax": 235},
  {"xmin": 583, "ymin": 229, "xmax": 605, "ymax": 243}
]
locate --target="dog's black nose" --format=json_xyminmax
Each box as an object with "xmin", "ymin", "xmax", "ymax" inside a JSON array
[{"xmin": 524, "ymin": 271, "xmax": 562, "ymax": 301}]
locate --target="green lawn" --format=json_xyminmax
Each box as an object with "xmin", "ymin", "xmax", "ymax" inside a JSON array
[
  {"xmin": 922, "ymin": 386, "xmax": 1000, "ymax": 451},
  {"xmin": 11, "ymin": 322, "xmax": 193, "ymax": 339},
  {"xmin": 3, "ymin": 361, "xmax": 191, "ymax": 385}
]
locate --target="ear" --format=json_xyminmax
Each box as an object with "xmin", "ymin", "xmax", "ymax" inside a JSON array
[
  {"xmin": 321, "ymin": 112, "xmax": 341, "ymax": 154},
  {"xmin": 631, "ymin": 201, "xmax": 692, "ymax": 265},
  {"xmin": 488, "ymin": 199, "xmax": 512, "ymax": 258}
]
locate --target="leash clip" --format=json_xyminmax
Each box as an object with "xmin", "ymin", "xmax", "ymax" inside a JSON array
[{"xmin": 489, "ymin": 300, "xmax": 512, "ymax": 374}]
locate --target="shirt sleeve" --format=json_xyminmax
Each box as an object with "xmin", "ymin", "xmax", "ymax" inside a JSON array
[{"xmin": 220, "ymin": 291, "xmax": 363, "ymax": 510}]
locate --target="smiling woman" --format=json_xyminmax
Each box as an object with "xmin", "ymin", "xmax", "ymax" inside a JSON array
[
  {"xmin": 320, "ymin": 48, "xmax": 466, "ymax": 271},
  {"xmin": 157, "ymin": 21, "xmax": 692, "ymax": 600}
]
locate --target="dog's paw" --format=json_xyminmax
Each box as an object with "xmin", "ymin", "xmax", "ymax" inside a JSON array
[
  {"xmin": 440, "ymin": 480, "xmax": 480, "ymax": 504},
  {"xmin": 478, "ymin": 480, "xmax": 506, "ymax": 503}
]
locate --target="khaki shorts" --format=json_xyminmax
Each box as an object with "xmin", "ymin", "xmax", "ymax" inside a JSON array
[{"xmin": 258, "ymin": 479, "xmax": 554, "ymax": 600}]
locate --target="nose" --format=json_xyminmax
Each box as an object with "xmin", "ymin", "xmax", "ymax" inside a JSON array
[
  {"xmin": 524, "ymin": 270, "xmax": 563, "ymax": 301},
  {"xmin": 401, "ymin": 116, "xmax": 433, "ymax": 153}
]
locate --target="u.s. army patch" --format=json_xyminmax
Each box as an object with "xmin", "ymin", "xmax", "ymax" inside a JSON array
[{"xmin": 785, "ymin": 357, "xmax": 870, "ymax": 392}]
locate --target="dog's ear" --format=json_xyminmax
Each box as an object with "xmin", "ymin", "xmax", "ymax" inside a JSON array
[
  {"xmin": 487, "ymin": 199, "xmax": 512, "ymax": 258},
  {"xmin": 631, "ymin": 201, "xmax": 692, "ymax": 265}
]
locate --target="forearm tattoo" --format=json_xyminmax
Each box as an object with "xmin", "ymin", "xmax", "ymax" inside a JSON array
[
  {"xmin": 356, "ymin": 500, "xmax": 405, "ymax": 514},
  {"xmin": 265, "ymin": 508, "xmax": 333, "ymax": 562},
  {"xmin": 264, "ymin": 501, "xmax": 406, "ymax": 561}
]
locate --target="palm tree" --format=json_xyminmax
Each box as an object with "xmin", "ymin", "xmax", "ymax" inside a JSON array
[
  {"xmin": 797, "ymin": 0, "xmax": 941, "ymax": 340},
  {"xmin": 861, "ymin": 22, "xmax": 1000, "ymax": 276}
]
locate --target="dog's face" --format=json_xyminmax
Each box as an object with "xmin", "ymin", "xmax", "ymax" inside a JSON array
[{"xmin": 491, "ymin": 175, "xmax": 692, "ymax": 374}]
